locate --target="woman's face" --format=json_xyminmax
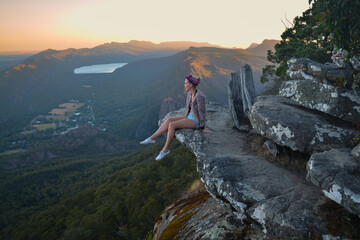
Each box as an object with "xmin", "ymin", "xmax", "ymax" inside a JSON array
[{"xmin": 184, "ymin": 79, "xmax": 192, "ymax": 92}]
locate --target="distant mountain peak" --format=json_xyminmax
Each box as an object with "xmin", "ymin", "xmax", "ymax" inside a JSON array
[
  {"xmin": 247, "ymin": 43, "xmax": 260, "ymax": 49},
  {"xmin": 260, "ymin": 39, "xmax": 281, "ymax": 44},
  {"xmin": 127, "ymin": 40, "xmax": 158, "ymax": 47},
  {"xmin": 245, "ymin": 39, "xmax": 280, "ymax": 57},
  {"xmin": 128, "ymin": 40, "xmax": 153, "ymax": 44}
]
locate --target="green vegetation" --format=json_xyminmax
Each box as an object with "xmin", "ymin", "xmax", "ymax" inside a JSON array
[
  {"xmin": 0, "ymin": 140, "xmax": 198, "ymax": 239},
  {"xmin": 261, "ymin": 0, "xmax": 360, "ymax": 89},
  {"xmin": 261, "ymin": 5, "xmax": 332, "ymax": 82},
  {"xmin": 0, "ymin": 100, "xmax": 94, "ymax": 153},
  {"xmin": 310, "ymin": 0, "xmax": 360, "ymax": 57},
  {"xmin": 0, "ymin": 128, "xmax": 59, "ymax": 153}
]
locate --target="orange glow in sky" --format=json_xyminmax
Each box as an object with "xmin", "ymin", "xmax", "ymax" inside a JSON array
[{"xmin": 0, "ymin": 0, "xmax": 310, "ymax": 52}]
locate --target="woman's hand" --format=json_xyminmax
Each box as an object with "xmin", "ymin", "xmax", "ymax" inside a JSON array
[{"xmin": 202, "ymin": 129, "xmax": 213, "ymax": 134}]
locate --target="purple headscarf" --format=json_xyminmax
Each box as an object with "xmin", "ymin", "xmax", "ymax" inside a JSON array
[{"xmin": 186, "ymin": 74, "xmax": 199, "ymax": 87}]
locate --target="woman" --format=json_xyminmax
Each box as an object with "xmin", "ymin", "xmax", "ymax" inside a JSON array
[{"xmin": 140, "ymin": 74, "xmax": 212, "ymax": 160}]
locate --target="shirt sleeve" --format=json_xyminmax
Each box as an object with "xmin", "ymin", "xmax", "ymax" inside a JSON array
[{"xmin": 197, "ymin": 95, "xmax": 206, "ymax": 129}]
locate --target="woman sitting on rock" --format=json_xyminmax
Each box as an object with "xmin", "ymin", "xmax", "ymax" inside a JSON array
[{"xmin": 140, "ymin": 74, "xmax": 212, "ymax": 160}]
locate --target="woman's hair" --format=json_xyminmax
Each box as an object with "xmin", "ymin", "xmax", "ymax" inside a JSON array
[{"xmin": 186, "ymin": 75, "xmax": 201, "ymax": 87}]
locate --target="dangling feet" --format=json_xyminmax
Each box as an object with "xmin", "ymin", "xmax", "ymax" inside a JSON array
[
  {"xmin": 155, "ymin": 150, "xmax": 170, "ymax": 161},
  {"xmin": 140, "ymin": 137, "xmax": 156, "ymax": 144}
]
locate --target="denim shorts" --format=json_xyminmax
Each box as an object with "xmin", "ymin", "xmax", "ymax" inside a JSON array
[{"xmin": 187, "ymin": 112, "xmax": 200, "ymax": 129}]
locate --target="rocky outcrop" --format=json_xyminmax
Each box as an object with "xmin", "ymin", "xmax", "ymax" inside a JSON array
[
  {"xmin": 243, "ymin": 54, "xmax": 360, "ymax": 238},
  {"xmin": 286, "ymin": 57, "xmax": 351, "ymax": 84},
  {"xmin": 279, "ymin": 80, "xmax": 360, "ymax": 124},
  {"xmin": 160, "ymin": 103, "xmax": 336, "ymax": 238},
  {"xmin": 307, "ymin": 148, "xmax": 360, "ymax": 216},
  {"xmin": 249, "ymin": 55, "xmax": 359, "ymax": 156},
  {"xmin": 155, "ymin": 54, "xmax": 360, "ymax": 238},
  {"xmin": 228, "ymin": 64, "xmax": 256, "ymax": 129},
  {"xmin": 153, "ymin": 190, "xmax": 263, "ymax": 240},
  {"xmin": 249, "ymin": 95, "xmax": 355, "ymax": 154}
]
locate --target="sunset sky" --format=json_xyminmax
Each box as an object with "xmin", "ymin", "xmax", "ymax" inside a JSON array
[{"xmin": 0, "ymin": 0, "xmax": 310, "ymax": 52}]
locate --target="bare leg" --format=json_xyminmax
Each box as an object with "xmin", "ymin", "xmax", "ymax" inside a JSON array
[
  {"xmin": 150, "ymin": 116, "xmax": 186, "ymax": 140},
  {"xmin": 162, "ymin": 119, "xmax": 196, "ymax": 152}
]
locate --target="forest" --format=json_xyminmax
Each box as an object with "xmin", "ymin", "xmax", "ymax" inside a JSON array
[{"xmin": 0, "ymin": 140, "xmax": 198, "ymax": 239}]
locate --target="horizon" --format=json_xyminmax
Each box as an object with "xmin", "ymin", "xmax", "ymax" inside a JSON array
[
  {"xmin": 0, "ymin": 0, "xmax": 310, "ymax": 52},
  {"xmin": 0, "ymin": 38, "xmax": 280, "ymax": 55}
]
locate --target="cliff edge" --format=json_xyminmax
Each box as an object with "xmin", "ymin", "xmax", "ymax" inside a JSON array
[{"xmin": 154, "ymin": 55, "xmax": 360, "ymax": 239}]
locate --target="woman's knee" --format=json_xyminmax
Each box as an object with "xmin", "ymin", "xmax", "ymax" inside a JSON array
[
  {"xmin": 168, "ymin": 117, "xmax": 178, "ymax": 122},
  {"xmin": 164, "ymin": 118, "xmax": 173, "ymax": 125},
  {"xmin": 168, "ymin": 122, "xmax": 175, "ymax": 130},
  {"xmin": 162, "ymin": 118, "xmax": 172, "ymax": 127}
]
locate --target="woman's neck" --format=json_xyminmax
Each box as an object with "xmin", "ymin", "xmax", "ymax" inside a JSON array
[{"xmin": 190, "ymin": 88, "xmax": 197, "ymax": 96}]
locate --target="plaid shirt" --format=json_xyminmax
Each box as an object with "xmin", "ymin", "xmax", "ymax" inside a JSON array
[{"xmin": 185, "ymin": 89, "xmax": 206, "ymax": 129}]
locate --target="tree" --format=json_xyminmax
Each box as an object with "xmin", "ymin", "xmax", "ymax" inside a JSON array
[
  {"xmin": 262, "ymin": 7, "xmax": 332, "ymax": 81},
  {"xmin": 261, "ymin": 0, "xmax": 360, "ymax": 83},
  {"xmin": 310, "ymin": 0, "xmax": 360, "ymax": 57}
]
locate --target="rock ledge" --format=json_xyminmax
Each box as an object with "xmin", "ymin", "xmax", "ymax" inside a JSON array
[{"xmin": 161, "ymin": 103, "xmax": 333, "ymax": 238}]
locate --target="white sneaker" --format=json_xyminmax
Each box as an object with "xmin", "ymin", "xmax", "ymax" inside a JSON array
[
  {"xmin": 140, "ymin": 137, "xmax": 156, "ymax": 144},
  {"xmin": 155, "ymin": 150, "xmax": 170, "ymax": 161}
]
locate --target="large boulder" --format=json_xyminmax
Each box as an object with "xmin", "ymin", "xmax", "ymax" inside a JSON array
[
  {"xmin": 228, "ymin": 64, "xmax": 256, "ymax": 129},
  {"xmin": 160, "ymin": 103, "xmax": 332, "ymax": 238},
  {"xmin": 249, "ymin": 95, "xmax": 355, "ymax": 154},
  {"xmin": 307, "ymin": 148, "xmax": 360, "ymax": 216},
  {"xmin": 286, "ymin": 57, "xmax": 351, "ymax": 85},
  {"xmin": 279, "ymin": 80, "xmax": 360, "ymax": 124}
]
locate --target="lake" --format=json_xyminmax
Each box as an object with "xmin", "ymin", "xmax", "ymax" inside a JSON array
[{"xmin": 74, "ymin": 63, "xmax": 127, "ymax": 74}]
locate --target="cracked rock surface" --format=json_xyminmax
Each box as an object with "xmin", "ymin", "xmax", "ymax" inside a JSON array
[
  {"xmin": 279, "ymin": 80, "xmax": 360, "ymax": 124},
  {"xmin": 307, "ymin": 148, "xmax": 360, "ymax": 217},
  {"xmin": 249, "ymin": 95, "xmax": 355, "ymax": 155},
  {"xmin": 286, "ymin": 57, "xmax": 351, "ymax": 84}
]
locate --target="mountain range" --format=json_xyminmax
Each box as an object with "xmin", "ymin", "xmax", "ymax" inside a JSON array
[
  {"xmin": 25, "ymin": 40, "xmax": 223, "ymax": 68},
  {"xmin": 0, "ymin": 39, "xmax": 277, "ymax": 143}
]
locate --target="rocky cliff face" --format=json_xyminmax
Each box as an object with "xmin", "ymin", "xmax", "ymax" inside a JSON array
[
  {"xmin": 154, "ymin": 57, "xmax": 360, "ymax": 239},
  {"xmin": 155, "ymin": 104, "xmax": 359, "ymax": 239},
  {"xmin": 249, "ymin": 57, "xmax": 360, "ymax": 219},
  {"xmin": 157, "ymin": 104, "xmax": 330, "ymax": 239}
]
